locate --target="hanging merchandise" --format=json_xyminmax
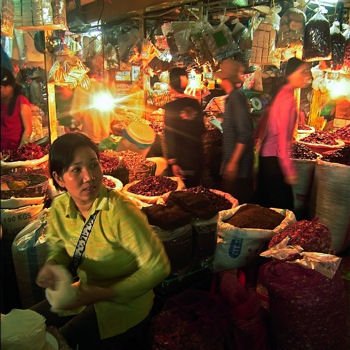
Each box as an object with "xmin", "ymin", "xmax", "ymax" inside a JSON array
[
  {"xmin": 1, "ymin": 0, "xmax": 14, "ymax": 37},
  {"xmin": 18, "ymin": 0, "xmax": 33, "ymax": 26},
  {"xmin": 203, "ymin": 22, "xmax": 239, "ymax": 61},
  {"xmin": 52, "ymin": 0, "xmax": 67, "ymax": 27},
  {"xmin": 163, "ymin": 21, "xmax": 198, "ymax": 56},
  {"xmin": 250, "ymin": 20, "xmax": 278, "ymax": 65},
  {"xmin": 344, "ymin": 26, "xmax": 350, "ymax": 72},
  {"xmin": 48, "ymin": 48, "xmax": 91, "ymax": 90},
  {"xmin": 188, "ymin": 22, "xmax": 215, "ymax": 66},
  {"xmin": 303, "ymin": 8, "xmax": 331, "ymax": 62},
  {"xmin": 277, "ymin": 7, "xmax": 305, "ymax": 49},
  {"xmin": 41, "ymin": 0, "xmax": 53, "ymax": 25},
  {"xmin": 32, "ymin": 0, "xmax": 44, "ymax": 26},
  {"xmin": 329, "ymin": 21, "xmax": 346, "ymax": 70}
]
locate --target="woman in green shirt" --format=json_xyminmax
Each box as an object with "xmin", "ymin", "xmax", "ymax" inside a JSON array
[{"xmin": 33, "ymin": 133, "xmax": 170, "ymax": 349}]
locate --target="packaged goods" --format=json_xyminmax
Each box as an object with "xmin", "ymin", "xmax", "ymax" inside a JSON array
[
  {"xmin": 259, "ymin": 261, "xmax": 349, "ymax": 350},
  {"xmin": 277, "ymin": 7, "xmax": 305, "ymax": 48},
  {"xmin": 303, "ymin": 10, "xmax": 331, "ymax": 61},
  {"xmin": 269, "ymin": 218, "xmax": 332, "ymax": 253},
  {"xmin": 329, "ymin": 21, "xmax": 346, "ymax": 70},
  {"xmin": 343, "ymin": 27, "xmax": 350, "ymax": 71},
  {"xmin": 250, "ymin": 21, "xmax": 277, "ymax": 65}
]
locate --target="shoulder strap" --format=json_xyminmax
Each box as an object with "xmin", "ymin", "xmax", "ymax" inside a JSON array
[{"xmin": 69, "ymin": 211, "xmax": 99, "ymax": 277}]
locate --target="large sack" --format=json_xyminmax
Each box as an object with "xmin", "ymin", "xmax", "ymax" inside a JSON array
[
  {"xmin": 213, "ymin": 205, "xmax": 296, "ymax": 271},
  {"xmin": 11, "ymin": 210, "xmax": 49, "ymax": 308},
  {"xmin": 1, "ymin": 203, "xmax": 45, "ymax": 236},
  {"xmin": 153, "ymin": 224, "xmax": 193, "ymax": 274},
  {"xmin": 314, "ymin": 159, "xmax": 350, "ymax": 253},
  {"xmin": 258, "ymin": 260, "xmax": 349, "ymax": 350},
  {"xmin": 192, "ymin": 215, "xmax": 218, "ymax": 264},
  {"xmin": 292, "ymin": 158, "xmax": 316, "ymax": 213}
]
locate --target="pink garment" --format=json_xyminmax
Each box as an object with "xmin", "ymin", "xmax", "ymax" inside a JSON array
[
  {"xmin": 260, "ymin": 84, "xmax": 297, "ymax": 178},
  {"xmin": 1, "ymin": 94, "xmax": 30, "ymax": 150}
]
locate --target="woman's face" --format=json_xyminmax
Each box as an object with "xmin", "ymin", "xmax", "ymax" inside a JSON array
[
  {"xmin": 288, "ymin": 64, "xmax": 312, "ymax": 89},
  {"xmin": 0, "ymin": 84, "xmax": 14, "ymax": 100},
  {"xmin": 53, "ymin": 146, "xmax": 103, "ymax": 207}
]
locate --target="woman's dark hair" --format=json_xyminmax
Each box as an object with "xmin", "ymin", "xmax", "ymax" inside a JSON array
[
  {"xmin": 1, "ymin": 66, "xmax": 22, "ymax": 115},
  {"xmin": 49, "ymin": 133, "xmax": 99, "ymax": 190},
  {"xmin": 169, "ymin": 67, "xmax": 187, "ymax": 93}
]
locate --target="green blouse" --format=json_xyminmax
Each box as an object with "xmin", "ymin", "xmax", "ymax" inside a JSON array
[{"xmin": 46, "ymin": 186, "xmax": 170, "ymax": 339}]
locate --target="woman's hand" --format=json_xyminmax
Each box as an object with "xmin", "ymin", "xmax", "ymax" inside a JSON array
[
  {"xmin": 36, "ymin": 262, "xmax": 60, "ymax": 290},
  {"xmin": 60, "ymin": 282, "xmax": 114, "ymax": 309}
]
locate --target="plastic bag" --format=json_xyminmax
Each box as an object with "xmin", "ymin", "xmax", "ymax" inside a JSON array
[
  {"xmin": 203, "ymin": 22, "xmax": 239, "ymax": 61},
  {"xmin": 11, "ymin": 210, "xmax": 49, "ymax": 307},
  {"xmin": 277, "ymin": 7, "xmax": 305, "ymax": 48},
  {"xmin": 329, "ymin": 21, "xmax": 346, "ymax": 70},
  {"xmin": 303, "ymin": 10, "xmax": 331, "ymax": 61},
  {"xmin": 343, "ymin": 26, "xmax": 350, "ymax": 71}
]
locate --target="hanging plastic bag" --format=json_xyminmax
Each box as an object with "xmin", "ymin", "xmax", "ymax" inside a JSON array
[
  {"xmin": 277, "ymin": 7, "xmax": 305, "ymax": 48},
  {"xmin": 329, "ymin": 21, "xmax": 346, "ymax": 70},
  {"xmin": 303, "ymin": 8, "xmax": 331, "ymax": 62},
  {"xmin": 343, "ymin": 25, "xmax": 350, "ymax": 71},
  {"xmin": 203, "ymin": 21, "xmax": 239, "ymax": 61}
]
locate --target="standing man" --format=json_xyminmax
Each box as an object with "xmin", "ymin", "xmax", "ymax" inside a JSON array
[{"xmin": 218, "ymin": 59, "xmax": 254, "ymax": 204}]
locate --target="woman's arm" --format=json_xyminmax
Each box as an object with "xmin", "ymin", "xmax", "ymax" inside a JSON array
[
  {"xmin": 19, "ymin": 103, "xmax": 33, "ymax": 146},
  {"xmin": 106, "ymin": 198, "xmax": 171, "ymax": 303}
]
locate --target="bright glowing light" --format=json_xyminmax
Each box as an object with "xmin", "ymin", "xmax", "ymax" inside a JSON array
[
  {"xmin": 327, "ymin": 79, "xmax": 350, "ymax": 100},
  {"xmin": 91, "ymin": 91, "xmax": 116, "ymax": 112}
]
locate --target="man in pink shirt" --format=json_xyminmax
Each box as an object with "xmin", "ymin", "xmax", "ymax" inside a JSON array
[{"xmin": 256, "ymin": 57, "xmax": 312, "ymax": 210}]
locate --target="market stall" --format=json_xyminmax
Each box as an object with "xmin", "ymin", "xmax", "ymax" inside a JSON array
[{"xmin": 1, "ymin": 0, "xmax": 350, "ymax": 349}]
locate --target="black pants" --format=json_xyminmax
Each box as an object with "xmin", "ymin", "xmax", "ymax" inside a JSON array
[
  {"xmin": 222, "ymin": 177, "xmax": 254, "ymax": 205},
  {"xmin": 255, "ymin": 156, "xmax": 294, "ymax": 210},
  {"xmin": 31, "ymin": 300, "xmax": 152, "ymax": 350}
]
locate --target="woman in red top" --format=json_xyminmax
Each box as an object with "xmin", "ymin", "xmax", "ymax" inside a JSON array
[{"xmin": 1, "ymin": 67, "xmax": 33, "ymax": 150}]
